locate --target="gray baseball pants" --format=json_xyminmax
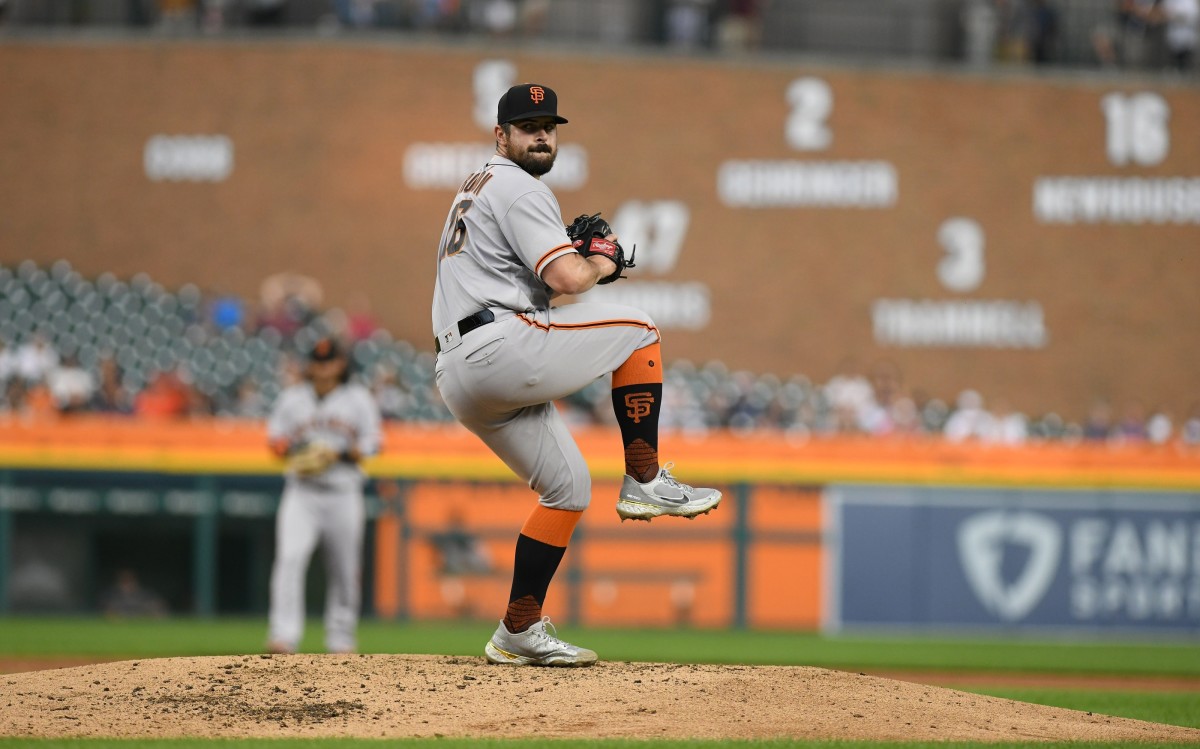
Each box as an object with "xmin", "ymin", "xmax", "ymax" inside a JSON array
[
  {"xmin": 268, "ymin": 482, "xmax": 365, "ymax": 653},
  {"xmin": 434, "ymin": 303, "xmax": 659, "ymax": 513}
]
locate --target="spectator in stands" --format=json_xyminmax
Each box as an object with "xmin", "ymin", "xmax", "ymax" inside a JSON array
[
  {"xmin": 1119, "ymin": 0, "xmax": 1168, "ymax": 68},
  {"xmin": 91, "ymin": 356, "xmax": 134, "ymax": 414},
  {"xmin": 1146, "ymin": 406, "xmax": 1173, "ymax": 444},
  {"xmin": 127, "ymin": 0, "xmax": 154, "ymax": 26},
  {"xmin": 157, "ymin": 0, "xmax": 197, "ymax": 33},
  {"xmin": 1092, "ymin": 9, "xmax": 1121, "ymax": 66},
  {"xmin": 961, "ymin": 0, "xmax": 998, "ymax": 66},
  {"xmin": 1, "ymin": 378, "xmax": 27, "ymax": 415},
  {"xmin": 410, "ymin": 0, "xmax": 466, "ymax": 31},
  {"xmin": 208, "ymin": 291, "xmax": 246, "ymax": 332},
  {"xmin": 888, "ymin": 396, "xmax": 924, "ymax": 438},
  {"xmin": 258, "ymin": 271, "xmax": 322, "ymax": 339},
  {"xmin": 1181, "ymin": 403, "xmax": 1200, "ymax": 445},
  {"xmin": 335, "ymin": 0, "xmax": 379, "ymax": 27},
  {"xmin": 725, "ymin": 370, "xmax": 770, "ymax": 432},
  {"xmin": 14, "ymin": 334, "xmax": 58, "ymax": 385},
  {"xmin": 473, "ymin": 0, "xmax": 519, "ymax": 36},
  {"xmin": 184, "ymin": 376, "xmax": 215, "ymax": 417},
  {"xmin": 518, "ymin": 0, "xmax": 551, "ymax": 36},
  {"xmin": 858, "ymin": 359, "xmax": 918, "ymax": 437},
  {"xmin": 943, "ymin": 389, "xmax": 998, "ymax": 442},
  {"xmin": 665, "ymin": 0, "xmax": 715, "ymax": 49},
  {"xmin": 199, "ymin": 0, "xmax": 231, "ymax": 32},
  {"xmin": 715, "ymin": 0, "xmax": 761, "ymax": 52},
  {"xmin": 1113, "ymin": 399, "xmax": 1150, "ymax": 443},
  {"xmin": 230, "ymin": 377, "xmax": 270, "ymax": 418},
  {"xmin": 345, "ymin": 292, "xmax": 380, "ymax": 342},
  {"xmin": 134, "ymin": 368, "xmax": 192, "ymax": 419},
  {"xmin": 246, "ymin": 0, "xmax": 288, "ymax": 26},
  {"xmin": 370, "ymin": 364, "xmax": 411, "ymax": 421},
  {"xmin": 0, "ymin": 338, "xmax": 14, "ymax": 381},
  {"xmin": 20, "ymin": 382, "xmax": 58, "ymax": 421},
  {"xmin": 991, "ymin": 398, "xmax": 1029, "ymax": 445},
  {"xmin": 823, "ymin": 357, "xmax": 874, "ymax": 434},
  {"xmin": 1082, "ymin": 399, "xmax": 1114, "ymax": 442},
  {"xmin": 660, "ymin": 366, "xmax": 711, "ymax": 434},
  {"xmin": 1027, "ymin": 0, "xmax": 1060, "ymax": 64},
  {"xmin": 994, "ymin": 0, "xmax": 1030, "ymax": 62},
  {"xmin": 46, "ymin": 353, "xmax": 95, "ymax": 414},
  {"xmin": 1162, "ymin": 0, "xmax": 1199, "ymax": 70}
]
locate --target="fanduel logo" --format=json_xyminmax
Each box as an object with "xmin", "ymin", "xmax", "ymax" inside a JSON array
[{"xmin": 957, "ymin": 511, "xmax": 1061, "ymax": 622}]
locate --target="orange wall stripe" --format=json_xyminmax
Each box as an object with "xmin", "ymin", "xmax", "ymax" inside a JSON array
[{"xmin": 2, "ymin": 418, "xmax": 1200, "ymax": 489}]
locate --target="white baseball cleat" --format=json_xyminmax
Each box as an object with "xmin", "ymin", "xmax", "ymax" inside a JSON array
[
  {"xmin": 616, "ymin": 462, "xmax": 722, "ymax": 521},
  {"xmin": 484, "ymin": 617, "xmax": 597, "ymax": 667}
]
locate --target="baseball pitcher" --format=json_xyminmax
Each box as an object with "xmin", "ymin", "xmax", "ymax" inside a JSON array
[
  {"xmin": 432, "ymin": 83, "xmax": 721, "ymax": 667},
  {"xmin": 265, "ymin": 337, "xmax": 382, "ymax": 654}
]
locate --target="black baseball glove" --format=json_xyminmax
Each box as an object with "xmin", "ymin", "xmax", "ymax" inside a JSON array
[{"xmin": 565, "ymin": 212, "xmax": 635, "ymax": 285}]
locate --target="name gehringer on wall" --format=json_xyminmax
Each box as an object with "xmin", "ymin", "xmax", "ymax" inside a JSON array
[{"xmin": 717, "ymin": 160, "xmax": 897, "ymax": 209}]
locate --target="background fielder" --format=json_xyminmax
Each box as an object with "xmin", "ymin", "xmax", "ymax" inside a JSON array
[
  {"xmin": 432, "ymin": 83, "xmax": 721, "ymax": 667},
  {"xmin": 265, "ymin": 338, "xmax": 382, "ymax": 654}
]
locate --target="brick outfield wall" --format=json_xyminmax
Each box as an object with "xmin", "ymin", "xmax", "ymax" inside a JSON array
[{"xmin": 1, "ymin": 42, "xmax": 1198, "ymax": 419}]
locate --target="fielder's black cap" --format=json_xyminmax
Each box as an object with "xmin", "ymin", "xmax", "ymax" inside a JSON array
[
  {"xmin": 308, "ymin": 337, "xmax": 344, "ymax": 362},
  {"xmin": 497, "ymin": 83, "xmax": 568, "ymax": 125}
]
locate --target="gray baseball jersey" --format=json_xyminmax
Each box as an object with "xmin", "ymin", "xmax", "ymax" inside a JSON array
[
  {"xmin": 267, "ymin": 382, "xmax": 381, "ymax": 490},
  {"xmin": 432, "ymin": 156, "xmax": 576, "ymax": 336},
  {"xmin": 432, "ymin": 155, "xmax": 658, "ymax": 512},
  {"xmin": 265, "ymin": 380, "xmax": 381, "ymax": 653}
]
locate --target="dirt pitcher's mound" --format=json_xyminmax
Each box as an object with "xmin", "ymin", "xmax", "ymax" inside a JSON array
[{"xmin": 2, "ymin": 654, "xmax": 1197, "ymax": 743}]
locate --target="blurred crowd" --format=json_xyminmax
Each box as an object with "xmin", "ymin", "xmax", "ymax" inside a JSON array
[
  {"xmin": 963, "ymin": 0, "xmax": 1198, "ymax": 72},
  {"xmin": 1, "ymin": 0, "xmax": 770, "ymax": 51},
  {"xmin": 3, "ymin": 261, "xmax": 1199, "ymax": 449},
  {"xmin": 554, "ymin": 356, "xmax": 1200, "ymax": 448},
  {"xmin": 1, "ymin": 0, "xmax": 1195, "ymax": 73}
]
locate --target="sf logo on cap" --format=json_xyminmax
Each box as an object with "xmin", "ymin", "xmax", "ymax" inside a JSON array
[{"xmin": 529, "ymin": 86, "xmax": 545, "ymax": 104}]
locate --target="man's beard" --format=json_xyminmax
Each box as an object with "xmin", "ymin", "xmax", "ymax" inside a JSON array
[{"xmin": 513, "ymin": 146, "xmax": 556, "ymax": 176}]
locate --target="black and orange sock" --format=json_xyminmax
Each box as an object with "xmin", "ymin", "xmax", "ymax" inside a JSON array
[
  {"xmin": 612, "ymin": 343, "xmax": 663, "ymax": 483},
  {"xmin": 502, "ymin": 505, "xmax": 582, "ymax": 634}
]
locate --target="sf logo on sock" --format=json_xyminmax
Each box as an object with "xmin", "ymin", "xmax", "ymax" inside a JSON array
[{"xmin": 624, "ymin": 392, "xmax": 655, "ymax": 423}]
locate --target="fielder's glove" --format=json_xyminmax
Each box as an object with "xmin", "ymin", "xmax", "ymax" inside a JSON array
[
  {"xmin": 565, "ymin": 212, "xmax": 636, "ymax": 285},
  {"xmin": 285, "ymin": 442, "xmax": 338, "ymax": 477}
]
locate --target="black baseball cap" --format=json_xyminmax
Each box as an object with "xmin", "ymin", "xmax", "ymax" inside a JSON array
[
  {"xmin": 308, "ymin": 337, "xmax": 344, "ymax": 362},
  {"xmin": 497, "ymin": 83, "xmax": 568, "ymax": 125}
]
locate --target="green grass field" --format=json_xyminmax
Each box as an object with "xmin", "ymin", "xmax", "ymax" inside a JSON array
[{"xmin": 2, "ymin": 616, "xmax": 1198, "ymax": 749}]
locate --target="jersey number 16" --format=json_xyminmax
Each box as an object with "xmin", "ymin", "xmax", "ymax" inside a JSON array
[{"xmin": 439, "ymin": 199, "xmax": 473, "ymax": 259}]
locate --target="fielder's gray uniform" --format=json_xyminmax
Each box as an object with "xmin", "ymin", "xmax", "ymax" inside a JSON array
[
  {"xmin": 266, "ymin": 381, "xmax": 381, "ymax": 653},
  {"xmin": 432, "ymin": 155, "xmax": 658, "ymax": 512}
]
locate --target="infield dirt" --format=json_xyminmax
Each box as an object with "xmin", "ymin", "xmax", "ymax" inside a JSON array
[{"xmin": 2, "ymin": 654, "xmax": 1198, "ymax": 742}]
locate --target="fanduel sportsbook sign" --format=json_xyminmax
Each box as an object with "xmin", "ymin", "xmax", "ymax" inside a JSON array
[{"xmin": 828, "ymin": 486, "xmax": 1200, "ymax": 634}]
